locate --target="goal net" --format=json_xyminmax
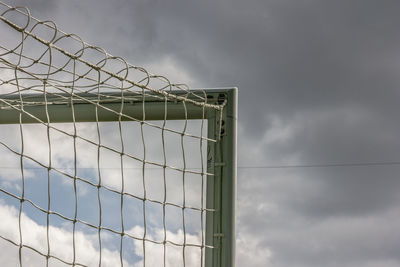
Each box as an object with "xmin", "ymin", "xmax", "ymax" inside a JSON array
[{"xmin": 0, "ymin": 2, "xmax": 236, "ymax": 267}]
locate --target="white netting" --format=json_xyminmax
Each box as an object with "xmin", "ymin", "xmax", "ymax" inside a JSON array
[{"xmin": 0, "ymin": 2, "xmax": 224, "ymax": 266}]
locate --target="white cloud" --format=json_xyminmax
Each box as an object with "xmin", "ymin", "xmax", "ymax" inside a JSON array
[
  {"xmin": 0, "ymin": 201, "xmax": 131, "ymax": 267},
  {"xmin": 0, "ymin": 201, "xmax": 206, "ymax": 267},
  {"xmin": 236, "ymin": 232, "xmax": 273, "ymax": 267},
  {"xmin": 128, "ymin": 225, "xmax": 203, "ymax": 267},
  {"xmin": 0, "ymin": 121, "xmax": 208, "ymax": 266},
  {"xmin": 0, "ymin": 124, "xmax": 35, "ymax": 182}
]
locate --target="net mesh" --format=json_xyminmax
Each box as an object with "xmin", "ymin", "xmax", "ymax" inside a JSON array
[{"xmin": 0, "ymin": 2, "xmax": 224, "ymax": 266}]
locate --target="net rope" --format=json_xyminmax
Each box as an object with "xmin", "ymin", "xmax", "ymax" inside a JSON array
[{"xmin": 0, "ymin": 2, "xmax": 224, "ymax": 266}]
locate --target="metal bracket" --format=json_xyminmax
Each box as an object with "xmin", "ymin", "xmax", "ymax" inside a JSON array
[{"xmin": 214, "ymin": 233, "xmax": 225, "ymax": 238}]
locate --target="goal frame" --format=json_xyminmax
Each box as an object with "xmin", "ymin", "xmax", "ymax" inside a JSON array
[{"xmin": 0, "ymin": 87, "xmax": 237, "ymax": 267}]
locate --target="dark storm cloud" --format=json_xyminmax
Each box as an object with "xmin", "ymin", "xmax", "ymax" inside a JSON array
[
  {"xmin": 153, "ymin": 1, "xmax": 400, "ymax": 265},
  {"xmin": 7, "ymin": 0, "xmax": 56, "ymax": 14},
  {"xmin": 7, "ymin": 0, "xmax": 400, "ymax": 266},
  {"xmin": 237, "ymin": 167, "xmax": 400, "ymax": 266},
  {"xmin": 86, "ymin": 0, "xmax": 400, "ymax": 143}
]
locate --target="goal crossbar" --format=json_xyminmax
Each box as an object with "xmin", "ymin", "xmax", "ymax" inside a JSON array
[{"xmin": 0, "ymin": 90, "xmax": 222, "ymax": 123}]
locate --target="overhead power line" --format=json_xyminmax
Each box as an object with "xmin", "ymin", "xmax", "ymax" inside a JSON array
[{"xmin": 237, "ymin": 161, "xmax": 400, "ymax": 169}]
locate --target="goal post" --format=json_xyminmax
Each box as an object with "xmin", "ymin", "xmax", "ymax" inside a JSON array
[
  {"xmin": 0, "ymin": 88, "xmax": 237, "ymax": 267},
  {"xmin": 205, "ymin": 88, "xmax": 237, "ymax": 267}
]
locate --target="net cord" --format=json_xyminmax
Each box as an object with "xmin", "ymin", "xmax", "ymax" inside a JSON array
[{"xmin": 0, "ymin": 2, "xmax": 225, "ymax": 266}]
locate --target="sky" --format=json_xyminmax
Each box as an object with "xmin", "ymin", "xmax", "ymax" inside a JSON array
[{"xmin": 2, "ymin": 0, "xmax": 400, "ymax": 266}]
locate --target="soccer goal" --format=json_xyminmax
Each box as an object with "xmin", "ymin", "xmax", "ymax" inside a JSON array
[{"xmin": 0, "ymin": 2, "xmax": 237, "ymax": 267}]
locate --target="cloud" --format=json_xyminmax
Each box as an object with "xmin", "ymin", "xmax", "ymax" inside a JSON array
[
  {"xmin": 4, "ymin": 0, "xmax": 400, "ymax": 266},
  {"xmin": 237, "ymin": 167, "xmax": 400, "ymax": 267},
  {"xmin": 128, "ymin": 225, "xmax": 203, "ymax": 267},
  {"xmin": 0, "ymin": 124, "xmax": 35, "ymax": 182},
  {"xmin": 236, "ymin": 232, "xmax": 273, "ymax": 267},
  {"xmin": 0, "ymin": 110, "xmax": 207, "ymax": 266},
  {"xmin": 0, "ymin": 200, "xmax": 206, "ymax": 266},
  {"xmin": 0, "ymin": 201, "xmax": 131, "ymax": 266}
]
